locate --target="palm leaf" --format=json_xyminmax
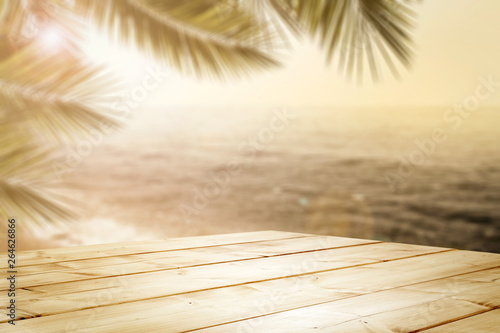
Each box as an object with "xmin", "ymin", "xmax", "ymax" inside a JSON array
[
  {"xmin": 0, "ymin": 125, "xmax": 51, "ymax": 181},
  {"xmin": 72, "ymin": 0, "xmax": 281, "ymax": 79},
  {"xmin": 0, "ymin": 38, "xmax": 121, "ymax": 143},
  {"xmin": 0, "ymin": 122, "xmax": 77, "ymax": 229},
  {"xmin": 0, "ymin": 0, "xmax": 85, "ymax": 55},
  {"xmin": 268, "ymin": 0, "xmax": 419, "ymax": 81},
  {"xmin": 0, "ymin": 28, "xmax": 120, "ymax": 229},
  {"xmin": 0, "ymin": 179, "xmax": 76, "ymax": 230}
]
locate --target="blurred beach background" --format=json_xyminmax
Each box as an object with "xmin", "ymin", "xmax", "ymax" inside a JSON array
[
  {"xmin": 7, "ymin": 0, "xmax": 500, "ymax": 253},
  {"xmin": 19, "ymin": 105, "xmax": 500, "ymax": 253}
]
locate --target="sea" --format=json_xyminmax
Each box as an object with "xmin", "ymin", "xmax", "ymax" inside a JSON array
[{"xmin": 19, "ymin": 106, "xmax": 500, "ymax": 253}]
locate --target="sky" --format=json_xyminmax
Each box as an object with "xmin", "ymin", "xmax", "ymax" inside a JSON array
[{"xmin": 83, "ymin": 1, "xmax": 500, "ymax": 108}]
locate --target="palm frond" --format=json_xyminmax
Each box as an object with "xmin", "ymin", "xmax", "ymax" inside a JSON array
[
  {"xmin": 0, "ymin": 123, "xmax": 77, "ymax": 229},
  {"xmin": 0, "ymin": 24, "xmax": 120, "ymax": 229},
  {"xmin": 228, "ymin": 0, "xmax": 301, "ymax": 51},
  {"xmin": 0, "ymin": 0, "xmax": 31, "ymax": 50},
  {"xmin": 266, "ymin": 0, "xmax": 302, "ymax": 35},
  {"xmin": 270, "ymin": 0, "xmax": 420, "ymax": 81},
  {"xmin": 73, "ymin": 0, "xmax": 281, "ymax": 79},
  {"xmin": 0, "ymin": 39, "xmax": 121, "ymax": 143},
  {"xmin": 0, "ymin": 179, "xmax": 76, "ymax": 229},
  {"xmin": 0, "ymin": 0, "xmax": 84, "ymax": 55},
  {"xmin": 0, "ymin": 125, "xmax": 51, "ymax": 181}
]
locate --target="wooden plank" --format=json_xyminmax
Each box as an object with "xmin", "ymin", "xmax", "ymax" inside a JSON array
[
  {"xmin": 0, "ymin": 236, "xmax": 380, "ymax": 290},
  {"xmin": 0, "ymin": 241, "xmax": 450, "ymax": 322},
  {"xmin": 419, "ymin": 308, "xmax": 500, "ymax": 332},
  {"xmin": 4, "ymin": 260, "xmax": 499, "ymax": 332},
  {"xmin": 193, "ymin": 267, "xmax": 500, "ymax": 332},
  {"xmin": 0, "ymin": 230, "xmax": 310, "ymax": 268}
]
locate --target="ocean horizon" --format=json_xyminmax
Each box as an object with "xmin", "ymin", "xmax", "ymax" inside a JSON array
[{"xmin": 16, "ymin": 106, "xmax": 500, "ymax": 253}]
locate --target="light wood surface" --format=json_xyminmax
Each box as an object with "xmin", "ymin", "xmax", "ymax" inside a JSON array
[
  {"xmin": 1, "ymin": 231, "xmax": 498, "ymax": 332},
  {"xmin": 421, "ymin": 309, "xmax": 500, "ymax": 332}
]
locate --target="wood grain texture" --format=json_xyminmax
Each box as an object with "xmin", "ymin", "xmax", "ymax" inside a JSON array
[
  {"xmin": 193, "ymin": 267, "xmax": 500, "ymax": 332},
  {"xmin": 0, "ymin": 231, "xmax": 498, "ymax": 332},
  {"xmin": 1, "ymin": 241, "xmax": 447, "ymax": 321},
  {"xmin": 0, "ymin": 230, "xmax": 311, "ymax": 268},
  {"xmin": 419, "ymin": 309, "xmax": 500, "ymax": 333},
  {"xmin": 0, "ymin": 235, "xmax": 379, "ymax": 290}
]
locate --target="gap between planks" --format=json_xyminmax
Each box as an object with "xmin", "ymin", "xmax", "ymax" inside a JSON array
[
  {"xmin": 0, "ymin": 236, "xmax": 382, "ymax": 291},
  {"xmin": 187, "ymin": 264, "xmax": 500, "ymax": 332},
  {"xmin": 412, "ymin": 306, "xmax": 500, "ymax": 332},
  {"xmin": 416, "ymin": 308, "xmax": 500, "ymax": 332},
  {"xmin": 188, "ymin": 266, "xmax": 500, "ymax": 332},
  {"xmin": 0, "ymin": 230, "xmax": 312, "ymax": 269},
  {"xmin": 6, "ymin": 259, "xmax": 500, "ymax": 332},
  {"xmin": 2, "ymin": 245, "xmax": 454, "ymax": 323}
]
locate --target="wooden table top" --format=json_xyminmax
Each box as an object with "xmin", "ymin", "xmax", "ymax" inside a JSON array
[{"xmin": 1, "ymin": 230, "xmax": 499, "ymax": 332}]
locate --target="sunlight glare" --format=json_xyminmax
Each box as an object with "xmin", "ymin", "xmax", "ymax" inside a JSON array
[
  {"xmin": 82, "ymin": 27, "xmax": 154, "ymax": 85},
  {"xmin": 39, "ymin": 27, "xmax": 63, "ymax": 50}
]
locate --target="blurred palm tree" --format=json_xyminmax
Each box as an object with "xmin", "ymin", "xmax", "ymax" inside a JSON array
[{"xmin": 0, "ymin": 0, "xmax": 418, "ymax": 230}]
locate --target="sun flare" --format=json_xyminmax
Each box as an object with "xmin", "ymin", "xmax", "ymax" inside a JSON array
[
  {"xmin": 82, "ymin": 27, "xmax": 154, "ymax": 84},
  {"xmin": 38, "ymin": 26, "xmax": 63, "ymax": 50}
]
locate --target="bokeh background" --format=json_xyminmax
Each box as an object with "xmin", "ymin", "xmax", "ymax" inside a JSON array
[{"xmin": 11, "ymin": 0, "xmax": 500, "ymax": 252}]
